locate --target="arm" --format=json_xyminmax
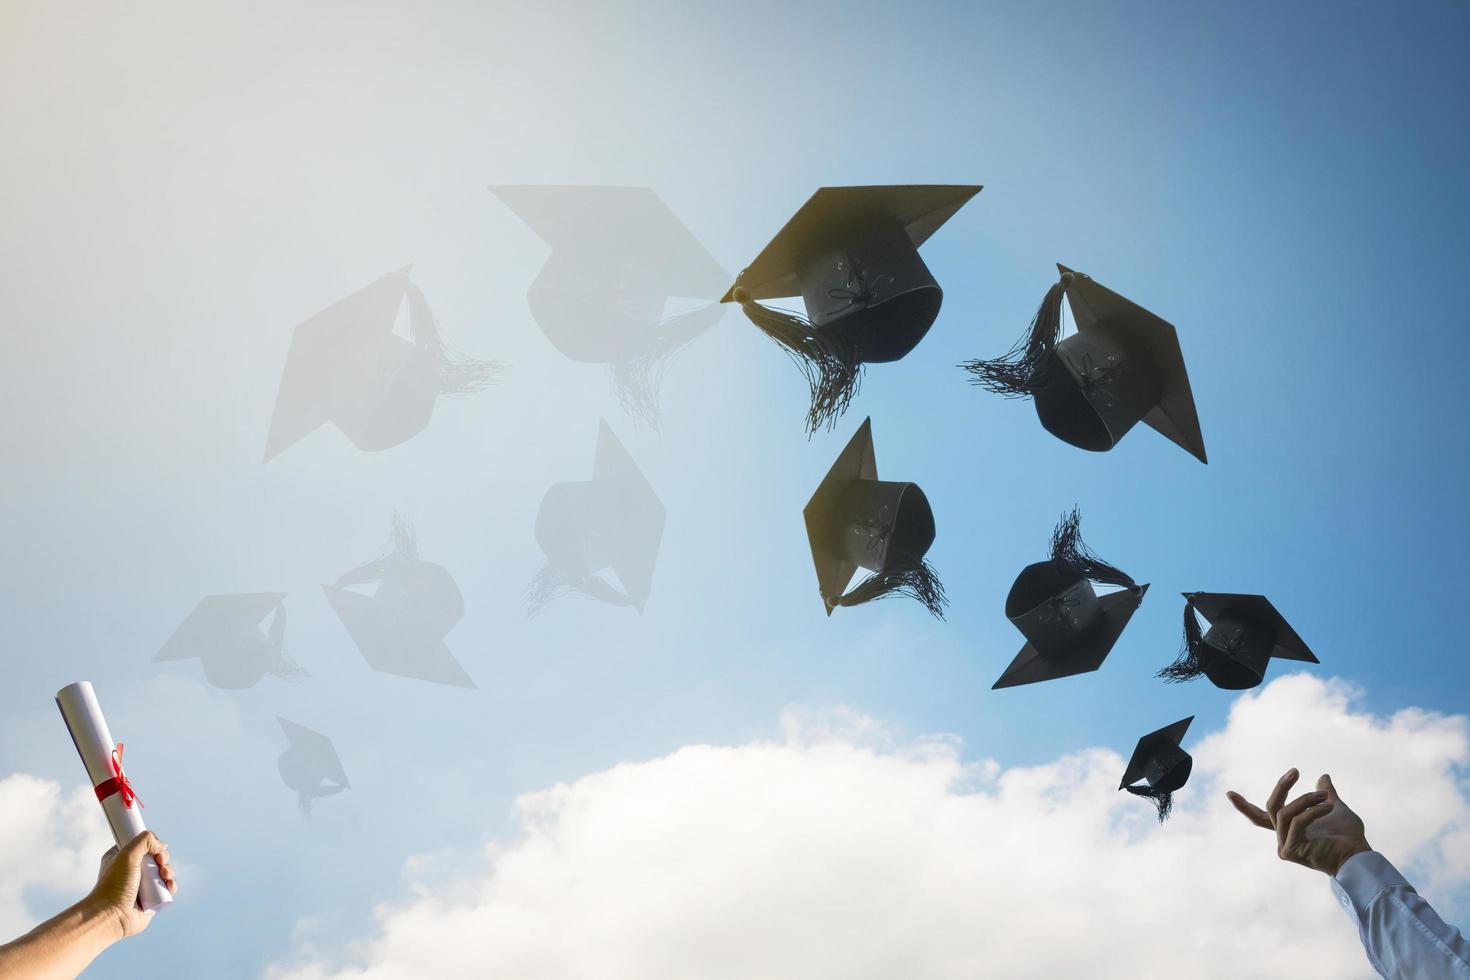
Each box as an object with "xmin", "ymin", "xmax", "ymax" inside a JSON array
[
  {"xmin": 1332, "ymin": 850, "xmax": 1470, "ymax": 978},
  {"xmin": 0, "ymin": 831, "xmax": 178, "ymax": 980},
  {"xmin": 1229, "ymin": 770, "xmax": 1470, "ymax": 979},
  {"xmin": 0, "ymin": 902, "xmax": 120, "ymax": 980}
]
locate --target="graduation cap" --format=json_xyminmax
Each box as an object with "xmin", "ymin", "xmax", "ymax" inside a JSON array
[
  {"xmin": 489, "ymin": 186, "xmax": 728, "ymax": 427},
  {"xmin": 1157, "ymin": 592, "xmax": 1318, "ymax": 690},
  {"xmin": 964, "ymin": 265, "xmax": 1206, "ymax": 463},
  {"xmin": 276, "ymin": 717, "xmax": 349, "ymax": 818},
  {"xmin": 992, "ymin": 508, "xmax": 1148, "ymax": 689},
  {"xmin": 723, "ymin": 185, "xmax": 981, "ymax": 434},
  {"xmin": 527, "ymin": 419, "xmax": 665, "ymax": 614},
  {"xmin": 1120, "ymin": 716, "xmax": 1194, "ymax": 822},
  {"xmin": 154, "ymin": 593, "xmax": 303, "ymax": 689},
  {"xmin": 803, "ymin": 417, "xmax": 946, "ymax": 618},
  {"xmin": 263, "ymin": 266, "xmax": 499, "ymax": 461},
  {"xmin": 323, "ymin": 514, "xmax": 475, "ymax": 688}
]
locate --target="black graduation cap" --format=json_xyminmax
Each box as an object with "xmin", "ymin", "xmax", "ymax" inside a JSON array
[
  {"xmin": 264, "ymin": 267, "xmax": 499, "ymax": 461},
  {"xmin": 276, "ymin": 717, "xmax": 350, "ymax": 818},
  {"xmin": 723, "ymin": 185, "xmax": 981, "ymax": 434},
  {"xmin": 154, "ymin": 593, "xmax": 304, "ymax": 689},
  {"xmin": 527, "ymin": 419, "xmax": 665, "ymax": 614},
  {"xmin": 489, "ymin": 186, "xmax": 728, "ymax": 427},
  {"xmin": 1157, "ymin": 592, "xmax": 1318, "ymax": 690},
  {"xmin": 992, "ymin": 508, "xmax": 1148, "ymax": 689},
  {"xmin": 323, "ymin": 515, "xmax": 475, "ymax": 688},
  {"xmin": 964, "ymin": 265, "xmax": 1206, "ymax": 463},
  {"xmin": 1120, "ymin": 716, "xmax": 1194, "ymax": 822},
  {"xmin": 803, "ymin": 417, "xmax": 946, "ymax": 619}
]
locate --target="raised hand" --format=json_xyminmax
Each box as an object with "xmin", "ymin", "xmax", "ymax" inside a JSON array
[
  {"xmin": 1227, "ymin": 769, "xmax": 1371, "ymax": 876},
  {"xmin": 86, "ymin": 832, "xmax": 178, "ymax": 939}
]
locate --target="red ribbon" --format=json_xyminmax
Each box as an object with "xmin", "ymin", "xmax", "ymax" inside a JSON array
[{"xmin": 93, "ymin": 743, "xmax": 142, "ymax": 809}]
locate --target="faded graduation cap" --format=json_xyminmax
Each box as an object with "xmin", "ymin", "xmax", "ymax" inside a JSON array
[
  {"xmin": 276, "ymin": 717, "xmax": 349, "ymax": 818},
  {"xmin": 1158, "ymin": 592, "xmax": 1318, "ymax": 690},
  {"xmin": 964, "ymin": 265, "xmax": 1206, "ymax": 463},
  {"xmin": 1120, "ymin": 716, "xmax": 1194, "ymax": 823},
  {"xmin": 804, "ymin": 417, "xmax": 946, "ymax": 619},
  {"xmin": 154, "ymin": 593, "xmax": 304, "ymax": 690},
  {"xmin": 723, "ymin": 185, "xmax": 981, "ymax": 434},
  {"xmin": 263, "ymin": 266, "xmax": 500, "ymax": 462},
  {"xmin": 323, "ymin": 514, "xmax": 475, "ymax": 688},
  {"xmin": 993, "ymin": 508, "xmax": 1148, "ymax": 689},
  {"xmin": 528, "ymin": 419, "xmax": 665, "ymax": 615},
  {"xmin": 489, "ymin": 186, "xmax": 728, "ymax": 428}
]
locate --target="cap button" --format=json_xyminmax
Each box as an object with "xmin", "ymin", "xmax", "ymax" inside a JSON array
[
  {"xmin": 1059, "ymin": 272, "xmax": 1075, "ymax": 287},
  {"xmin": 731, "ymin": 286, "xmax": 750, "ymax": 304}
]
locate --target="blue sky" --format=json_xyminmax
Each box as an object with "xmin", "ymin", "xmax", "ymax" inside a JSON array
[{"xmin": 2, "ymin": 1, "xmax": 1469, "ymax": 976}]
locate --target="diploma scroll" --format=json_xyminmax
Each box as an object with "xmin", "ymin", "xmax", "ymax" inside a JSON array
[{"xmin": 55, "ymin": 681, "xmax": 173, "ymax": 912}]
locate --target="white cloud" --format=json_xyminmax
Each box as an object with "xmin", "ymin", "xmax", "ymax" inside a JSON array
[
  {"xmin": 0, "ymin": 774, "xmax": 112, "ymax": 938},
  {"xmin": 265, "ymin": 674, "xmax": 1470, "ymax": 980}
]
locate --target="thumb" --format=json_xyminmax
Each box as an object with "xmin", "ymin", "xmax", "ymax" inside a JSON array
[{"xmin": 1319, "ymin": 773, "xmax": 1339, "ymax": 801}]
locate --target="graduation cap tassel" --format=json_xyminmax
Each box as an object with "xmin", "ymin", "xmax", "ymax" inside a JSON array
[
  {"xmin": 264, "ymin": 600, "xmax": 309, "ymax": 680},
  {"xmin": 523, "ymin": 564, "xmax": 637, "ymax": 616},
  {"xmin": 403, "ymin": 281, "xmax": 504, "ymax": 395},
  {"xmin": 612, "ymin": 304, "xmax": 721, "ymax": 430},
  {"xmin": 1157, "ymin": 595, "xmax": 1206, "ymax": 683},
  {"xmin": 732, "ymin": 288, "xmax": 861, "ymax": 435},
  {"xmin": 1049, "ymin": 507, "xmax": 1137, "ymax": 591},
  {"xmin": 961, "ymin": 278, "xmax": 1066, "ymax": 395},
  {"xmin": 389, "ymin": 511, "xmax": 419, "ymax": 561},
  {"xmin": 1125, "ymin": 784, "xmax": 1175, "ymax": 822},
  {"xmin": 830, "ymin": 558, "xmax": 948, "ymax": 620}
]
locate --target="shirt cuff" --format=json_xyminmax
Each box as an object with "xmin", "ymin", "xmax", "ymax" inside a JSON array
[{"xmin": 1331, "ymin": 850, "xmax": 1409, "ymax": 915}]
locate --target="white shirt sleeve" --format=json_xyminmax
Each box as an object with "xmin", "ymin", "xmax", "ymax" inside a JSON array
[{"xmin": 1331, "ymin": 850, "xmax": 1470, "ymax": 979}]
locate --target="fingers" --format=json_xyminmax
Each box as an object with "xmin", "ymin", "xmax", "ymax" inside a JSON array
[
  {"xmin": 120, "ymin": 832, "xmax": 174, "ymax": 890},
  {"xmin": 1265, "ymin": 768, "xmax": 1300, "ymax": 823},
  {"xmin": 150, "ymin": 841, "xmax": 177, "ymax": 895},
  {"xmin": 118, "ymin": 831, "xmax": 156, "ymax": 867},
  {"xmin": 1226, "ymin": 791, "xmax": 1273, "ymax": 829},
  {"xmin": 1282, "ymin": 793, "xmax": 1336, "ymax": 858},
  {"xmin": 1275, "ymin": 790, "xmax": 1329, "ymax": 855}
]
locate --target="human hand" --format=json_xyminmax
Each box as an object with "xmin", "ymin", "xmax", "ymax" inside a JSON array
[
  {"xmin": 84, "ymin": 832, "xmax": 178, "ymax": 940},
  {"xmin": 1227, "ymin": 769, "xmax": 1371, "ymax": 877}
]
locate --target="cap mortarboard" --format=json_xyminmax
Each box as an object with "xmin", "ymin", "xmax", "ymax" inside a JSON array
[
  {"xmin": 803, "ymin": 417, "xmax": 945, "ymax": 618},
  {"xmin": 992, "ymin": 508, "xmax": 1147, "ymax": 689},
  {"xmin": 964, "ymin": 265, "xmax": 1206, "ymax": 463},
  {"xmin": 154, "ymin": 593, "xmax": 303, "ymax": 689},
  {"xmin": 527, "ymin": 419, "xmax": 666, "ymax": 614},
  {"xmin": 724, "ymin": 185, "xmax": 981, "ymax": 434},
  {"xmin": 264, "ymin": 267, "xmax": 499, "ymax": 461},
  {"xmin": 1119, "ymin": 716, "xmax": 1194, "ymax": 822},
  {"xmin": 324, "ymin": 515, "xmax": 475, "ymax": 688},
  {"xmin": 276, "ymin": 716, "xmax": 349, "ymax": 817},
  {"xmin": 490, "ymin": 186, "xmax": 728, "ymax": 427},
  {"xmin": 1158, "ymin": 592, "xmax": 1318, "ymax": 690}
]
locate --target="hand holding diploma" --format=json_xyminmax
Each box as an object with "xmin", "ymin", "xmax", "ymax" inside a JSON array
[
  {"xmin": 55, "ymin": 682, "xmax": 173, "ymax": 912},
  {"xmin": 0, "ymin": 685, "xmax": 178, "ymax": 979},
  {"xmin": 89, "ymin": 831, "xmax": 178, "ymax": 936},
  {"xmin": 0, "ymin": 835, "xmax": 179, "ymax": 978}
]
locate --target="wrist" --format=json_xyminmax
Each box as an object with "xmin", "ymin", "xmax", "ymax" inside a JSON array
[
  {"xmin": 1330, "ymin": 839, "xmax": 1372, "ymax": 877},
  {"xmin": 77, "ymin": 894, "xmax": 128, "ymax": 945}
]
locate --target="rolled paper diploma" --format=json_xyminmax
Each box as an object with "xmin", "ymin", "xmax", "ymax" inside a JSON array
[{"xmin": 55, "ymin": 681, "xmax": 172, "ymax": 911}]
